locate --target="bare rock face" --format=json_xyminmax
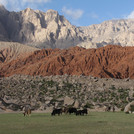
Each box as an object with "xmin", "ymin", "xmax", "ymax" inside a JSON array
[
  {"xmin": 1, "ymin": 6, "xmax": 134, "ymax": 49},
  {"xmin": 64, "ymin": 96, "xmax": 74, "ymax": 106},
  {"xmin": 78, "ymin": 19, "xmax": 134, "ymax": 48},
  {"xmin": 124, "ymin": 101, "xmax": 134, "ymax": 113},
  {"xmin": 0, "ymin": 6, "xmax": 81, "ymax": 49},
  {"xmin": 0, "ymin": 5, "xmax": 9, "ymax": 41},
  {"xmin": 74, "ymin": 100, "xmax": 80, "ymax": 108}
]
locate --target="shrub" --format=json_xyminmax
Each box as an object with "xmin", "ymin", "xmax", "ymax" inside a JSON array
[
  {"xmin": 64, "ymin": 82, "xmax": 73, "ymax": 89},
  {"xmin": 84, "ymin": 102, "xmax": 94, "ymax": 109},
  {"xmin": 110, "ymin": 85, "xmax": 116, "ymax": 90},
  {"xmin": 31, "ymin": 84, "xmax": 36, "ymax": 88},
  {"xmin": 111, "ymin": 92, "xmax": 116, "ymax": 97},
  {"xmin": 93, "ymin": 98, "xmax": 97, "ymax": 102},
  {"xmin": 46, "ymin": 80, "xmax": 56, "ymax": 87},
  {"xmin": 50, "ymin": 98, "xmax": 57, "ymax": 104},
  {"xmin": 99, "ymin": 98, "xmax": 106, "ymax": 103},
  {"xmin": 130, "ymin": 105, "xmax": 134, "ymax": 112},
  {"xmin": 118, "ymin": 88, "xmax": 124, "ymax": 93},
  {"xmin": 121, "ymin": 107, "xmax": 125, "ymax": 111}
]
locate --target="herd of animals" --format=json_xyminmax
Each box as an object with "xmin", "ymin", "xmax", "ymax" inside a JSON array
[
  {"xmin": 23, "ymin": 105, "xmax": 115, "ymax": 117},
  {"xmin": 23, "ymin": 106, "xmax": 88, "ymax": 116},
  {"xmin": 51, "ymin": 107, "xmax": 88, "ymax": 116}
]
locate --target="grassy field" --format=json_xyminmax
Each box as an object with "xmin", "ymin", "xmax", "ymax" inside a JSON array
[{"xmin": 0, "ymin": 112, "xmax": 134, "ymax": 134}]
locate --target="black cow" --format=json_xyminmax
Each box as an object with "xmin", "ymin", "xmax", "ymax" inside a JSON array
[
  {"xmin": 80, "ymin": 109, "xmax": 88, "ymax": 115},
  {"xmin": 51, "ymin": 108, "xmax": 62, "ymax": 116},
  {"xmin": 67, "ymin": 107, "xmax": 77, "ymax": 114},
  {"xmin": 105, "ymin": 106, "xmax": 111, "ymax": 112},
  {"xmin": 76, "ymin": 110, "xmax": 82, "ymax": 116},
  {"xmin": 76, "ymin": 109, "xmax": 88, "ymax": 116}
]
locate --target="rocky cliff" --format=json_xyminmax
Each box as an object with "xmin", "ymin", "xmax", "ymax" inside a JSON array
[
  {"xmin": 1, "ymin": 6, "xmax": 134, "ymax": 49},
  {"xmin": 78, "ymin": 19, "xmax": 134, "ymax": 48},
  {"xmin": 0, "ymin": 6, "xmax": 81, "ymax": 49},
  {"xmin": 0, "ymin": 45, "xmax": 134, "ymax": 79}
]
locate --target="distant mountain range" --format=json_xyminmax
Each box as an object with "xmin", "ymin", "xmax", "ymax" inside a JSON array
[
  {"xmin": 78, "ymin": 19, "xmax": 134, "ymax": 48},
  {"xmin": 1, "ymin": 5, "xmax": 134, "ymax": 49},
  {"xmin": 0, "ymin": 5, "xmax": 80, "ymax": 49}
]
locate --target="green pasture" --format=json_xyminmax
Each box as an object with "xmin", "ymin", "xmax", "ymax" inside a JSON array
[{"xmin": 0, "ymin": 112, "xmax": 134, "ymax": 134}]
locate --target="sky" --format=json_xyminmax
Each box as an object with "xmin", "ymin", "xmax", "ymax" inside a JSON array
[{"xmin": 0, "ymin": 0, "xmax": 134, "ymax": 26}]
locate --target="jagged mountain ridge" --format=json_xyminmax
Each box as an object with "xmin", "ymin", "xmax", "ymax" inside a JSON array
[
  {"xmin": 78, "ymin": 19, "xmax": 134, "ymax": 48},
  {"xmin": 1, "ymin": 6, "xmax": 134, "ymax": 49},
  {"xmin": 0, "ymin": 45, "xmax": 134, "ymax": 79},
  {"xmin": 0, "ymin": 5, "xmax": 81, "ymax": 49}
]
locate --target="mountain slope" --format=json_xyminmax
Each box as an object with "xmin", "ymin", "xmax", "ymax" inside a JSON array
[
  {"xmin": 0, "ymin": 45, "xmax": 134, "ymax": 79},
  {"xmin": 78, "ymin": 19, "xmax": 134, "ymax": 48},
  {"xmin": 1, "ymin": 6, "xmax": 134, "ymax": 49},
  {"xmin": 0, "ymin": 41, "xmax": 39, "ymax": 64}
]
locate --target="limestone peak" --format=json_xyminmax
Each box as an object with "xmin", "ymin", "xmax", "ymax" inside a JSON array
[{"xmin": 0, "ymin": 4, "xmax": 7, "ymax": 12}]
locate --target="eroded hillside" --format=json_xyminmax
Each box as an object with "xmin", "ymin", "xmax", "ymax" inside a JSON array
[{"xmin": 0, "ymin": 45, "xmax": 134, "ymax": 79}]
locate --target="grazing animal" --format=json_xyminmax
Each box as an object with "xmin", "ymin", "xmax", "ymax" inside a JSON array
[
  {"xmin": 51, "ymin": 108, "xmax": 62, "ymax": 116},
  {"xmin": 23, "ymin": 109, "xmax": 31, "ymax": 116},
  {"xmin": 76, "ymin": 110, "xmax": 82, "ymax": 116},
  {"xmin": 67, "ymin": 107, "xmax": 77, "ymax": 114},
  {"xmin": 62, "ymin": 107, "xmax": 68, "ymax": 114},
  {"xmin": 76, "ymin": 109, "xmax": 88, "ymax": 116},
  {"xmin": 23, "ymin": 105, "xmax": 31, "ymax": 116},
  {"xmin": 112, "ymin": 106, "xmax": 115, "ymax": 112},
  {"xmin": 105, "ymin": 106, "xmax": 111, "ymax": 112},
  {"xmin": 80, "ymin": 109, "xmax": 88, "ymax": 115}
]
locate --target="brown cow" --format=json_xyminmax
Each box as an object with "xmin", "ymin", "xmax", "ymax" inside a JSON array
[{"xmin": 23, "ymin": 105, "xmax": 31, "ymax": 116}]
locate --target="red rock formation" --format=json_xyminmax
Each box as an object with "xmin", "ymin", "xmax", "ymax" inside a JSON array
[{"xmin": 0, "ymin": 45, "xmax": 134, "ymax": 79}]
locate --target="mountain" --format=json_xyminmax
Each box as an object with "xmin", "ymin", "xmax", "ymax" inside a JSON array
[
  {"xmin": 0, "ymin": 41, "xmax": 39, "ymax": 64},
  {"xmin": 1, "ymin": 6, "xmax": 134, "ymax": 49},
  {"xmin": 0, "ymin": 6, "xmax": 81, "ymax": 49},
  {"xmin": 0, "ymin": 45, "xmax": 134, "ymax": 79},
  {"xmin": 78, "ymin": 19, "xmax": 134, "ymax": 48}
]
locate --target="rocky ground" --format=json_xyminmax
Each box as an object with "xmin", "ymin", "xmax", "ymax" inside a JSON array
[{"xmin": 0, "ymin": 75, "xmax": 134, "ymax": 113}]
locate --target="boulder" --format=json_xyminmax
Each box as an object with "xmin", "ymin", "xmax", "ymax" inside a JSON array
[
  {"xmin": 124, "ymin": 101, "xmax": 134, "ymax": 113},
  {"xmin": 3, "ymin": 95, "xmax": 18, "ymax": 104},
  {"xmin": 45, "ymin": 106, "xmax": 53, "ymax": 113},
  {"xmin": 64, "ymin": 96, "xmax": 74, "ymax": 106},
  {"xmin": 73, "ymin": 100, "xmax": 80, "ymax": 108},
  {"xmin": 39, "ymin": 105, "xmax": 45, "ymax": 111}
]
